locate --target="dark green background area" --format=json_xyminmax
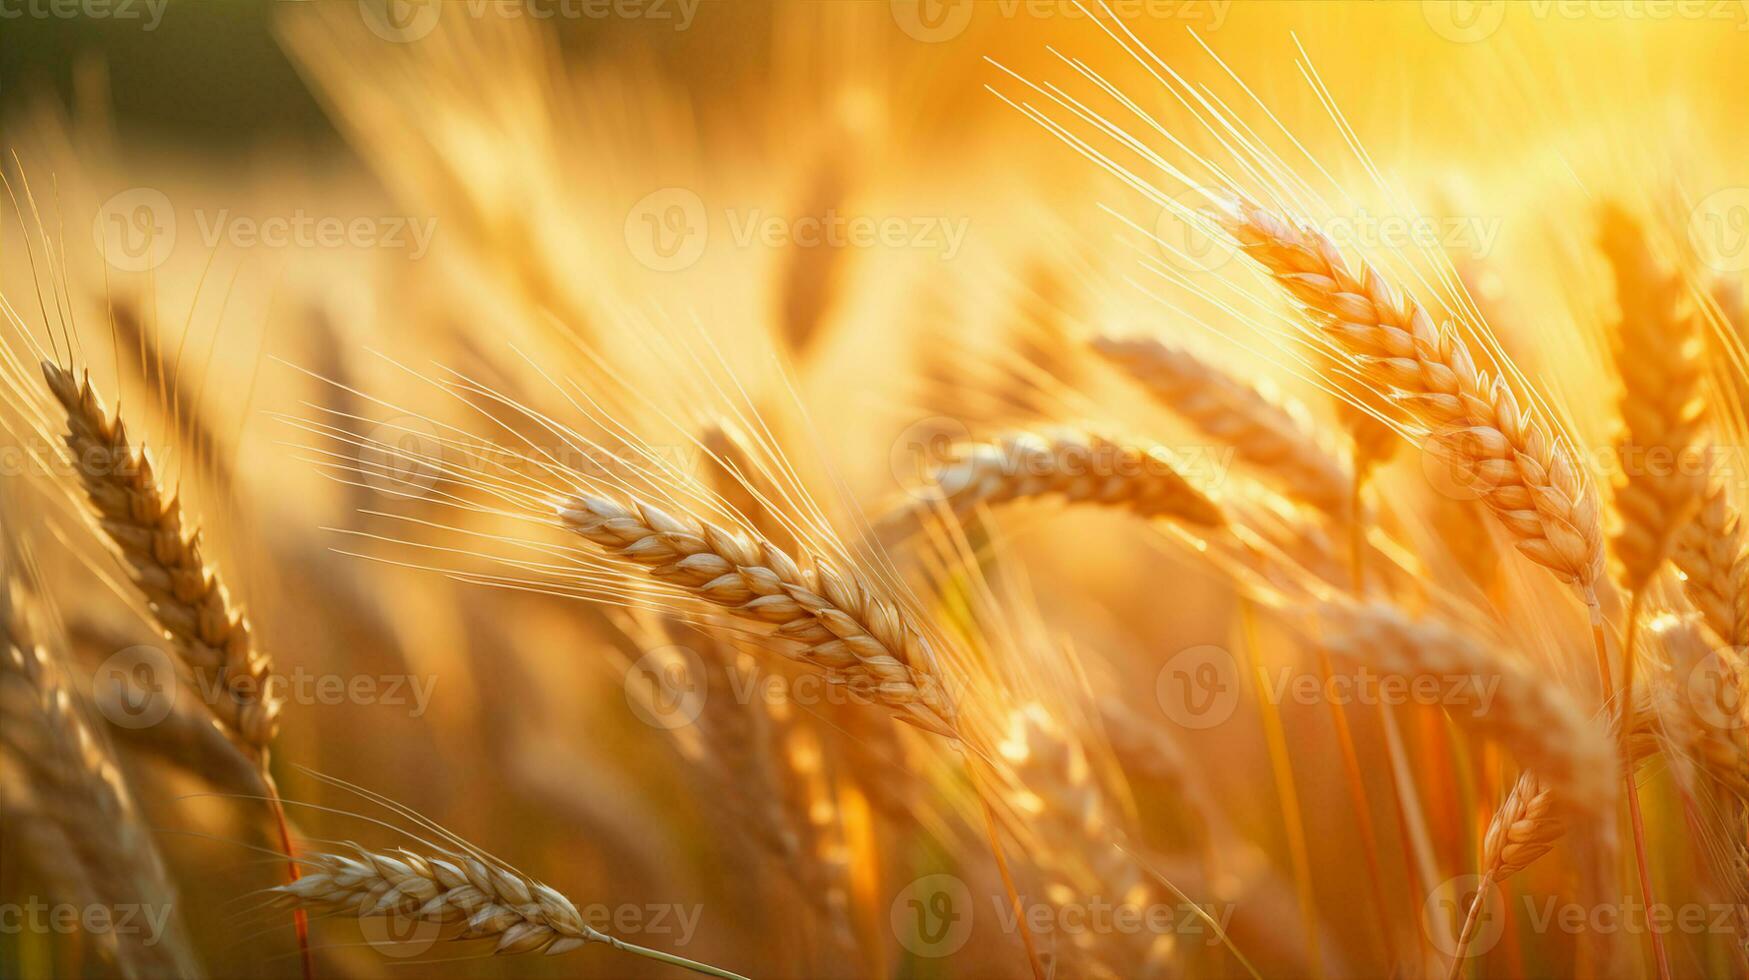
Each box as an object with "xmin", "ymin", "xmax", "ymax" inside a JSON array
[{"xmin": 0, "ymin": 1, "xmax": 337, "ymax": 148}]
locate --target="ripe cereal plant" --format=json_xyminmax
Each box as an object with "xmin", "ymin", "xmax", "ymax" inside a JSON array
[{"xmin": 1091, "ymin": 334, "xmax": 1353, "ymax": 518}]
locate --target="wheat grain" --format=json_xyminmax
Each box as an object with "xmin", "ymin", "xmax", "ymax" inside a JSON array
[
  {"xmin": 41, "ymin": 362, "xmax": 280, "ymax": 752},
  {"xmin": 1215, "ymin": 199, "xmax": 1604, "ymax": 588},
  {"xmin": 1600, "ymin": 206, "xmax": 1709, "ymax": 591},
  {"xmin": 1092, "ymin": 335, "xmax": 1352, "ymax": 516},
  {"xmin": 558, "ymin": 493, "xmax": 957, "ymax": 737},
  {"xmin": 273, "ymin": 843, "xmax": 747, "ymax": 978}
]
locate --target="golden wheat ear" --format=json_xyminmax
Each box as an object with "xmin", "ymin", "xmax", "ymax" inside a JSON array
[
  {"xmin": 558, "ymin": 493, "xmax": 958, "ymax": 738},
  {"xmin": 41, "ymin": 361, "xmax": 281, "ymax": 754}
]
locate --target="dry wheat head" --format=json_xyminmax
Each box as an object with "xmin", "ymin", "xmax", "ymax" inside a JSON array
[
  {"xmin": 1215, "ymin": 199, "xmax": 1604, "ymax": 588},
  {"xmin": 42, "ymin": 362, "xmax": 280, "ymax": 750}
]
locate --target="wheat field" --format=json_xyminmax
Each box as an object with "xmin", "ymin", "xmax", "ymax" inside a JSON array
[{"xmin": 1, "ymin": 2, "xmax": 1747, "ymax": 978}]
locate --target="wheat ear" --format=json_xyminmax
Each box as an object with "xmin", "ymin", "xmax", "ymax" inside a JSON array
[
  {"xmin": 901, "ymin": 428, "xmax": 1225, "ymax": 529},
  {"xmin": 1671, "ymin": 473, "xmax": 1749, "ymax": 648},
  {"xmin": 273, "ymin": 843, "xmax": 748, "ymax": 978},
  {"xmin": 1, "ymin": 553, "xmax": 200, "ymax": 978},
  {"xmin": 42, "ymin": 362, "xmax": 280, "ymax": 750},
  {"xmin": 1216, "ymin": 199, "xmax": 1603, "ymax": 588},
  {"xmin": 1092, "ymin": 335, "xmax": 1352, "ymax": 516},
  {"xmin": 558, "ymin": 493, "xmax": 956, "ymax": 737},
  {"xmin": 1310, "ymin": 600, "xmax": 1613, "ymax": 812},
  {"xmin": 1600, "ymin": 206, "xmax": 1709, "ymax": 591}
]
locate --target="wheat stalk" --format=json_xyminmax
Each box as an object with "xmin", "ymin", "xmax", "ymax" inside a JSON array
[
  {"xmin": 273, "ymin": 843, "xmax": 748, "ymax": 978},
  {"xmin": 1092, "ymin": 335, "xmax": 1352, "ymax": 516},
  {"xmin": 1600, "ymin": 206, "xmax": 1709, "ymax": 591},
  {"xmin": 558, "ymin": 493, "xmax": 957, "ymax": 737},
  {"xmin": 42, "ymin": 362, "xmax": 280, "ymax": 751},
  {"xmin": 1215, "ymin": 199, "xmax": 1603, "ymax": 588}
]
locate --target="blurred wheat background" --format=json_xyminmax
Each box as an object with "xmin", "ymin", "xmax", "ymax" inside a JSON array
[{"xmin": 2, "ymin": 1, "xmax": 1747, "ymax": 978}]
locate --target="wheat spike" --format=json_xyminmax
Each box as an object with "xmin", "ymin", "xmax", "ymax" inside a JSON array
[
  {"xmin": 1310, "ymin": 599, "xmax": 1613, "ymax": 811},
  {"xmin": 906, "ymin": 428, "xmax": 1225, "ymax": 529},
  {"xmin": 1, "ymin": 544, "xmax": 200, "ymax": 979},
  {"xmin": 1600, "ymin": 207, "xmax": 1709, "ymax": 591},
  {"xmin": 41, "ymin": 362, "xmax": 280, "ymax": 751},
  {"xmin": 1670, "ymin": 473, "xmax": 1749, "ymax": 648},
  {"xmin": 1092, "ymin": 335, "xmax": 1352, "ymax": 516},
  {"xmin": 1482, "ymin": 769, "xmax": 1565, "ymax": 880},
  {"xmin": 1000, "ymin": 704, "xmax": 1176, "ymax": 979},
  {"xmin": 273, "ymin": 843, "xmax": 747, "ymax": 978},
  {"xmin": 1216, "ymin": 199, "xmax": 1604, "ymax": 588},
  {"xmin": 558, "ymin": 493, "xmax": 956, "ymax": 737}
]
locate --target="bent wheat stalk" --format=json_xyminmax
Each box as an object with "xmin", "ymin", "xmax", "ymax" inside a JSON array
[
  {"xmin": 887, "ymin": 428, "xmax": 1225, "ymax": 533},
  {"xmin": 274, "ymin": 844, "xmax": 749, "ymax": 978},
  {"xmin": 1092, "ymin": 335, "xmax": 1352, "ymax": 517}
]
